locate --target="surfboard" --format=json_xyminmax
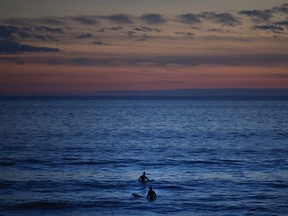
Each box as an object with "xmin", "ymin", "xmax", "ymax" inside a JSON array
[{"xmin": 132, "ymin": 193, "xmax": 142, "ymax": 198}]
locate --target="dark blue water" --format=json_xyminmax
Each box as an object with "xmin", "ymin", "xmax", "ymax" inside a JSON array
[{"xmin": 1, "ymin": 98, "xmax": 288, "ymax": 216}]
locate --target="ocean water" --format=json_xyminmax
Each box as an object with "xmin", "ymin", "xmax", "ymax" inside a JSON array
[{"xmin": 0, "ymin": 97, "xmax": 288, "ymax": 216}]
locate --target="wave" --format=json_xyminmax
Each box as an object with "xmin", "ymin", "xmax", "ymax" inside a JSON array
[
  {"xmin": 0, "ymin": 161, "xmax": 17, "ymax": 166},
  {"xmin": 0, "ymin": 180, "xmax": 14, "ymax": 188},
  {"xmin": 12, "ymin": 201, "xmax": 73, "ymax": 210},
  {"xmin": 160, "ymin": 185, "xmax": 186, "ymax": 190},
  {"xmin": 1, "ymin": 158, "xmax": 142, "ymax": 167},
  {"xmin": 7, "ymin": 199, "xmax": 129, "ymax": 211},
  {"xmin": 67, "ymin": 158, "xmax": 140, "ymax": 166}
]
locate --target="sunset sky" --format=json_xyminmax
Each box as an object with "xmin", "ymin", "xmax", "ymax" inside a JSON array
[{"xmin": 0, "ymin": 0, "xmax": 288, "ymax": 95}]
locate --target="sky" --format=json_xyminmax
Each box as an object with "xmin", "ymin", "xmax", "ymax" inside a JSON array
[{"xmin": 0, "ymin": 0, "xmax": 288, "ymax": 95}]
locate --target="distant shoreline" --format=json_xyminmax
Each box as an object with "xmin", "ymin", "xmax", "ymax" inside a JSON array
[{"xmin": 1, "ymin": 89, "xmax": 288, "ymax": 100}]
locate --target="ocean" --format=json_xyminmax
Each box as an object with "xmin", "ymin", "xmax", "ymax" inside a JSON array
[{"xmin": 0, "ymin": 97, "xmax": 287, "ymax": 216}]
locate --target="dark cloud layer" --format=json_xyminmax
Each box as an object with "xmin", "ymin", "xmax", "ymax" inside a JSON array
[
  {"xmin": 274, "ymin": 20, "xmax": 288, "ymax": 27},
  {"xmin": 207, "ymin": 28, "xmax": 233, "ymax": 34},
  {"xmin": 34, "ymin": 26, "xmax": 63, "ymax": 33},
  {"xmin": 0, "ymin": 25, "xmax": 29, "ymax": 39},
  {"xmin": 0, "ymin": 40, "xmax": 59, "ymax": 54},
  {"xmin": 0, "ymin": 3, "xmax": 287, "ymax": 58},
  {"xmin": 122, "ymin": 54, "xmax": 288, "ymax": 67},
  {"xmin": 254, "ymin": 25, "xmax": 284, "ymax": 31},
  {"xmin": 2, "ymin": 53, "xmax": 287, "ymax": 67},
  {"xmin": 133, "ymin": 26, "xmax": 161, "ymax": 33},
  {"xmin": 239, "ymin": 3, "xmax": 288, "ymax": 22},
  {"xmin": 175, "ymin": 32, "xmax": 194, "ymax": 36},
  {"xmin": 239, "ymin": 10, "xmax": 273, "ymax": 22},
  {"xmin": 0, "ymin": 25, "xmax": 59, "ymax": 41},
  {"xmin": 198, "ymin": 12, "xmax": 241, "ymax": 26},
  {"xmin": 1, "ymin": 18, "xmax": 29, "ymax": 26},
  {"xmin": 93, "ymin": 41, "xmax": 110, "ymax": 46},
  {"xmin": 272, "ymin": 3, "xmax": 288, "ymax": 14},
  {"xmin": 102, "ymin": 14, "xmax": 133, "ymax": 24},
  {"xmin": 71, "ymin": 16, "xmax": 98, "ymax": 25},
  {"xmin": 140, "ymin": 14, "xmax": 166, "ymax": 24},
  {"xmin": 179, "ymin": 13, "xmax": 201, "ymax": 24},
  {"xmin": 75, "ymin": 33, "xmax": 93, "ymax": 39},
  {"xmin": 39, "ymin": 17, "xmax": 66, "ymax": 25},
  {"xmin": 0, "ymin": 25, "xmax": 17, "ymax": 38}
]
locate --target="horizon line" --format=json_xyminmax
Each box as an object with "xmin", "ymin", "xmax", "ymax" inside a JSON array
[{"xmin": 1, "ymin": 88, "xmax": 288, "ymax": 98}]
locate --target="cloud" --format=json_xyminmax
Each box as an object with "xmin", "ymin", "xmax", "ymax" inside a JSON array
[
  {"xmin": 135, "ymin": 35, "xmax": 149, "ymax": 41},
  {"xmin": 75, "ymin": 33, "xmax": 93, "ymax": 39},
  {"xmin": 0, "ymin": 3, "xmax": 286, "ymax": 60},
  {"xmin": 93, "ymin": 41, "xmax": 110, "ymax": 46},
  {"xmin": 0, "ymin": 25, "xmax": 30, "ymax": 39},
  {"xmin": 178, "ymin": 13, "xmax": 201, "ymax": 24},
  {"xmin": 198, "ymin": 12, "xmax": 241, "ymax": 26},
  {"xmin": 207, "ymin": 28, "xmax": 233, "ymax": 34},
  {"xmin": 140, "ymin": 14, "xmax": 166, "ymax": 24},
  {"xmin": 274, "ymin": 20, "xmax": 288, "ymax": 27},
  {"xmin": 0, "ymin": 40, "xmax": 59, "ymax": 54},
  {"xmin": 0, "ymin": 25, "xmax": 19, "ymax": 39},
  {"xmin": 175, "ymin": 32, "xmax": 195, "ymax": 36},
  {"xmin": 0, "ymin": 25, "xmax": 60, "ymax": 41},
  {"xmin": 34, "ymin": 26, "xmax": 63, "ymax": 33},
  {"xmin": 1, "ymin": 53, "xmax": 287, "ymax": 67},
  {"xmin": 239, "ymin": 10, "xmax": 273, "ymax": 22},
  {"xmin": 279, "ymin": 3, "xmax": 288, "ymax": 13},
  {"xmin": 38, "ymin": 17, "xmax": 66, "ymax": 25},
  {"xmin": 254, "ymin": 25, "xmax": 284, "ymax": 32},
  {"xmin": 33, "ymin": 35, "xmax": 57, "ymax": 41},
  {"xmin": 133, "ymin": 26, "xmax": 161, "ymax": 33},
  {"xmin": 1, "ymin": 16, "xmax": 67, "ymax": 27},
  {"xmin": 271, "ymin": 3, "xmax": 288, "ymax": 14},
  {"xmin": 101, "ymin": 14, "xmax": 133, "ymax": 24},
  {"xmin": 122, "ymin": 54, "xmax": 288, "ymax": 67},
  {"xmin": 70, "ymin": 16, "xmax": 99, "ymax": 25},
  {"xmin": 1, "ymin": 18, "xmax": 29, "ymax": 26},
  {"xmin": 97, "ymin": 26, "xmax": 123, "ymax": 32}
]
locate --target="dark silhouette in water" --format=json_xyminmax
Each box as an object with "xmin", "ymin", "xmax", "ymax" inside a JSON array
[
  {"xmin": 138, "ymin": 172, "xmax": 152, "ymax": 182},
  {"xmin": 147, "ymin": 186, "xmax": 157, "ymax": 200}
]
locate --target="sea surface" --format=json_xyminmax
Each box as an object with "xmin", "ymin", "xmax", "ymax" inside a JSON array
[{"xmin": 0, "ymin": 97, "xmax": 288, "ymax": 216}]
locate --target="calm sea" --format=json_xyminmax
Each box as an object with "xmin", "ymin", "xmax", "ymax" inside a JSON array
[{"xmin": 0, "ymin": 97, "xmax": 288, "ymax": 216}]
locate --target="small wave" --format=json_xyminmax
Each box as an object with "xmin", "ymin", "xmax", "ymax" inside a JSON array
[
  {"xmin": 90, "ymin": 200, "xmax": 128, "ymax": 208},
  {"xmin": 70, "ymin": 161, "xmax": 100, "ymax": 165},
  {"xmin": 160, "ymin": 185, "xmax": 186, "ymax": 190},
  {"xmin": 0, "ymin": 180, "xmax": 14, "ymax": 188},
  {"xmin": 17, "ymin": 158, "xmax": 49, "ymax": 165},
  {"xmin": 13, "ymin": 201, "xmax": 72, "ymax": 210},
  {"xmin": 0, "ymin": 162, "xmax": 16, "ymax": 166},
  {"xmin": 267, "ymin": 182, "xmax": 288, "ymax": 189},
  {"xmin": 68, "ymin": 159, "xmax": 140, "ymax": 166},
  {"xmin": 63, "ymin": 157, "xmax": 78, "ymax": 161},
  {"xmin": 11, "ymin": 199, "xmax": 129, "ymax": 210},
  {"xmin": 183, "ymin": 159, "xmax": 245, "ymax": 166},
  {"xmin": 184, "ymin": 160, "xmax": 220, "ymax": 165}
]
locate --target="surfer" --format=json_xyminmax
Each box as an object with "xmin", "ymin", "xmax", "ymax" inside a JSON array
[
  {"xmin": 138, "ymin": 172, "xmax": 152, "ymax": 182},
  {"xmin": 147, "ymin": 186, "xmax": 157, "ymax": 200}
]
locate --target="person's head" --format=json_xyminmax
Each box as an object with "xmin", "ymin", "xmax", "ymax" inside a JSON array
[
  {"xmin": 143, "ymin": 172, "xmax": 146, "ymax": 175},
  {"xmin": 149, "ymin": 186, "xmax": 152, "ymax": 190}
]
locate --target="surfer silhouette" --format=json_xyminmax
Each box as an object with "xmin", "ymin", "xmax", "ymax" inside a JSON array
[
  {"xmin": 147, "ymin": 186, "xmax": 157, "ymax": 200},
  {"xmin": 138, "ymin": 172, "xmax": 151, "ymax": 182}
]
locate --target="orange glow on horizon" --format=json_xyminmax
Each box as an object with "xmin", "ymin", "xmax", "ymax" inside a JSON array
[{"xmin": 1, "ymin": 63, "xmax": 287, "ymax": 95}]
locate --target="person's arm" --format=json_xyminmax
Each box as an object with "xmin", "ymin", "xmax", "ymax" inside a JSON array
[{"xmin": 145, "ymin": 176, "xmax": 150, "ymax": 181}]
